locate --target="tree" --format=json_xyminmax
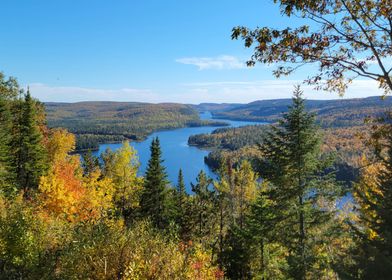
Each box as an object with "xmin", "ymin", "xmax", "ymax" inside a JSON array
[
  {"xmin": 352, "ymin": 132, "xmax": 392, "ymax": 278},
  {"xmin": 191, "ymin": 170, "xmax": 215, "ymax": 244},
  {"xmin": 174, "ymin": 169, "xmax": 191, "ymax": 239},
  {"xmin": 232, "ymin": 160, "xmax": 257, "ymax": 229},
  {"xmin": 232, "ymin": 0, "xmax": 392, "ymax": 95},
  {"xmin": 10, "ymin": 90, "xmax": 47, "ymax": 193},
  {"xmin": 40, "ymin": 129, "xmax": 114, "ymax": 223},
  {"xmin": 0, "ymin": 93, "xmax": 13, "ymax": 194},
  {"xmin": 140, "ymin": 137, "xmax": 168, "ymax": 228},
  {"xmin": 257, "ymin": 86, "xmax": 340, "ymax": 279},
  {"xmin": 81, "ymin": 149, "xmax": 100, "ymax": 177},
  {"xmin": 214, "ymin": 159, "xmax": 258, "ymax": 265},
  {"xmin": 39, "ymin": 129, "xmax": 84, "ymax": 221},
  {"xmin": 109, "ymin": 142, "xmax": 143, "ymax": 221},
  {"xmin": 101, "ymin": 147, "xmax": 116, "ymax": 178}
]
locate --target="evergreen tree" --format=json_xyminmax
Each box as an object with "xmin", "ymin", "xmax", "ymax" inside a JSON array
[
  {"xmin": 0, "ymin": 74, "xmax": 23, "ymax": 194},
  {"xmin": 82, "ymin": 149, "xmax": 100, "ymax": 177},
  {"xmin": 9, "ymin": 89, "xmax": 47, "ymax": 193},
  {"xmin": 174, "ymin": 169, "xmax": 191, "ymax": 239},
  {"xmin": 220, "ymin": 224, "xmax": 252, "ymax": 280},
  {"xmin": 257, "ymin": 86, "xmax": 340, "ymax": 279},
  {"xmin": 191, "ymin": 170, "xmax": 214, "ymax": 244},
  {"xmin": 101, "ymin": 148, "xmax": 116, "ymax": 178},
  {"xmin": 176, "ymin": 169, "xmax": 186, "ymax": 209},
  {"xmin": 140, "ymin": 137, "xmax": 168, "ymax": 228},
  {"xmin": 0, "ymin": 94, "xmax": 13, "ymax": 194}
]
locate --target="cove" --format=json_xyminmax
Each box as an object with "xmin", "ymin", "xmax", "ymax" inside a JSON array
[{"xmin": 93, "ymin": 112, "xmax": 266, "ymax": 192}]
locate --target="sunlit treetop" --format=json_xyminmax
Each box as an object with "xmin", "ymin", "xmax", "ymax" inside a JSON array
[{"xmin": 232, "ymin": 0, "xmax": 392, "ymax": 95}]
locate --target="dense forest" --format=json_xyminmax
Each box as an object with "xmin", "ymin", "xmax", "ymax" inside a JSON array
[
  {"xmin": 2, "ymin": 71, "xmax": 392, "ymax": 279},
  {"xmin": 196, "ymin": 97, "xmax": 392, "ymax": 127},
  {"xmin": 46, "ymin": 102, "xmax": 227, "ymax": 151},
  {"xmin": 1, "ymin": 0, "xmax": 392, "ymax": 278}
]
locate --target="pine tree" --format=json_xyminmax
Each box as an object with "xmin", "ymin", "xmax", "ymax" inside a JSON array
[
  {"xmin": 140, "ymin": 137, "xmax": 168, "ymax": 228},
  {"xmin": 176, "ymin": 169, "xmax": 186, "ymax": 209},
  {"xmin": 258, "ymin": 86, "xmax": 340, "ymax": 279},
  {"xmin": 0, "ymin": 94, "xmax": 13, "ymax": 194},
  {"xmin": 12, "ymin": 90, "xmax": 47, "ymax": 192},
  {"xmin": 82, "ymin": 149, "xmax": 100, "ymax": 177},
  {"xmin": 0, "ymin": 74, "xmax": 22, "ymax": 195},
  {"xmin": 191, "ymin": 170, "xmax": 214, "ymax": 244},
  {"xmin": 175, "ymin": 169, "xmax": 190, "ymax": 238}
]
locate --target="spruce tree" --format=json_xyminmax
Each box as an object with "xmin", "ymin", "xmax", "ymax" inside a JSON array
[
  {"xmin": 0, "ymin": 95, "xmax": 13, "ymax": 194},
  {"xmin": 82, "ymin": 149, "xmax": 100, "ymax": 177},
  {"xmin": 10, "ymin": 90, "xmax": 47, "ymax": 193},
  {"xmin": 176, "ymin": 169, "xmax": 186, "ymax": 208},
  {"xmin": 174, "ymin": 169, "xmax": 193, "ymax": 240},
  {"xmin": 140, "ymin": 137, "xmax": 168, "ymax": 228},
  {"xmin": 0, "ymin": 74, "xmax": 22, "ymax": 194},
  {"xmin": 191, "ymin": 170, "xmax": 214, "ymax": 243},
  {"xmin": 258, "ymin": 86, "xmax": 339, "ymax": 279}
]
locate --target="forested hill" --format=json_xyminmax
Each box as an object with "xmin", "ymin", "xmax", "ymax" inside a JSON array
[
  {"xmin": 197, "ymin": 96, "xmax": 392, "ymax": 127},
  {"xmin": 45, "ymin": 101, "xmax": 226, "ymax": 151}
]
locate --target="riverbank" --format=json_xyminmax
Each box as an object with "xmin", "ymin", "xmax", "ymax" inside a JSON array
[{"xmin": 92, "ymin": 114, "xmax": 266, "ymax": 191}]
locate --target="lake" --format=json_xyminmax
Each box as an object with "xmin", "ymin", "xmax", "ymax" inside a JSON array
[{"xmin": 93, "ymin": 112, "xmax": 266, "ymax": 192}]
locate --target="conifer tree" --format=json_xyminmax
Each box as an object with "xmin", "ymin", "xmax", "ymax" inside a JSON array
[
  {"xmin": 174, "ymin": 169, "xmax": 190, "ymax": 239},
  {"xmin": 0, "ymin": 94, "xmax": 13, "ymax": 194},
  {"xmin": 9, "ymin": 89, "xmax": 47, "ymax": 193},
  {"xmin": 140, "ymin": 137, "xmax": 168, "ymax": 228},
  {"xmin": 82, "ymin": 150, "xmax": 100, "ymax": 177},
  {"xmin": 258, "ymin": 86, "xmax": 339, "ymax": 279},
  {"xmin": 0, "ymin": 74, "xmax": 22, "ymax": 194},
  {"xmin": 176, "ymin": 169, "xmax": 186, "ymax": 209},
  {"xmin": 191, "ymin": 170, "xmax": 214, "ymax": 243}
]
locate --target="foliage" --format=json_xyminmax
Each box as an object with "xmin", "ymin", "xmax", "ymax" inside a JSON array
[
  {"xmin": 39, "ymin": 129, "xmax": 114, "ymax": 223},
  {"xmin": 232, "ymin": 0, "xmax": 392, "ymax": 95},
  {"xmin": 46, "ymin": 102, "xmax": 227, "ymax": 151},
  {"xmin": 9, "ymin": 90, "xmax": 47, "ymax": 193},
  {"xmin": 256, "ymin": 87, "xmax": 341, "ymax": 279},
  {"xmin": 106, "ymin": 142, "xmax": 143, "ymax": 221},
  {"xmin": 207, "ymin": 97, "xmax": 392, "ymax": 127},
  {"xmin": 352, "ymin": 122, "xmax": 392, "ymax": 279},
  {"xmin": 140, "ymin": 137, "xmax": 169, "ymax": 228}
]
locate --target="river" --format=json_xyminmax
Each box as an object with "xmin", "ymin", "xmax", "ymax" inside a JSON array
[{"xmin": 93, "ymin": 112, "xmax": 266, "ymax": 192}]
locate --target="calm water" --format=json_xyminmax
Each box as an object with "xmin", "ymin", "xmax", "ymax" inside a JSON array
[{"xmin": 94, "ymin": 112, "xmax": 265, "ymax": 192}]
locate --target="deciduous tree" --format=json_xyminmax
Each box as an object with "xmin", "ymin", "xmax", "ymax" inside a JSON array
[{"xmin": 232, "ymin": 0, "xmax": 392, "ymax": 95}]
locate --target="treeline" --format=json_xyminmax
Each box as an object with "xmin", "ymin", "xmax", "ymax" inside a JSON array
[
  {"xmin": 188, "ymin": 125, "xmax": 268, "ymax": 150},
  {"xmin": 46, "ymin": 102, "xmax": 227, "ymax": 151},
  {"xmin": 190, "ymin": 122, "xmax": 372, "ymax": 185},
  {"xmin": 2, "ymin": 74, "xmax": 392, "ymax": 279},
  {"xmin": 206, "ymin": 96, "xmax": 392, "ymax": 128}
]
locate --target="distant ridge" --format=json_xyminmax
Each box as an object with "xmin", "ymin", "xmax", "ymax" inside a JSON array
[{"xmin": 194, "ymin": 96, "xmax": 392, "ymax": 127}]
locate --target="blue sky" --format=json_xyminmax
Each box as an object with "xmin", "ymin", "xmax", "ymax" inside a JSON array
[{"xmin": 0, "ymin": 0, "xmax": 385, "ymax": 103}]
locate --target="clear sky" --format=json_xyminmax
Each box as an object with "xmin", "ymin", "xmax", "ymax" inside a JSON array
[{"xmin": 0, "ymin": 0, "xmax": 385, "ymax": 103}]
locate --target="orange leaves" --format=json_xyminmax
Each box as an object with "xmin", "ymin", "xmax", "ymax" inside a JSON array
[
  {"xmin": 39, "ymin": 152, "xmax": 88, "ymax": 222},
  {"xmin": 39, "ymin": 129, "xmax": 113, "ymax": 223}
]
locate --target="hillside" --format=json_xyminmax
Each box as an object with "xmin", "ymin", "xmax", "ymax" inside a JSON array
[
  {"xmin": 203, "ymin": 96, "xmax": 392, "ymax": 127},
  {"xmin": 46, "ymin": 102, "xmax": 227, "ymax": 151}
]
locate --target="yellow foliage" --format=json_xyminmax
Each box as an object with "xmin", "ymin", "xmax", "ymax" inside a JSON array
[
  {"xmin": 39, "ymin": 129, "xmax": 114, "ymax": 222},
  {"xmin": 123, "ymin": 239, "xmax": 223, "ymax": 280},
  {"xmin": 354, "ymin": 156, "xmax": 386, "ymax": 240},
  {"xmin": 110, "ymin": 142, "xmax": 143, "ymax": 212}
]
